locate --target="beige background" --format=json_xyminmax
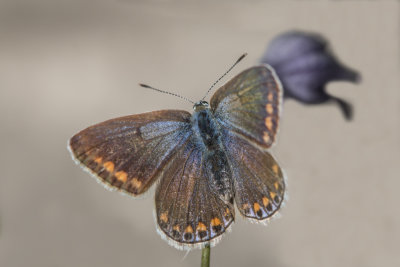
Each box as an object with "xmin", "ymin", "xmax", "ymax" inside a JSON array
[{"xmin": 0, "ymin": 1, "xmax": 399, "ymax": 266}]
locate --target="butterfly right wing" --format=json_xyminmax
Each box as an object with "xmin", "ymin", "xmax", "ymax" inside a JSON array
[
  {"xmin": 209, "ymin": 65, "xmax": 285, "ymax": 221},
  {"xmin": 210, "ymin": 65, "xmax": 282, "ymax": 148},
  {"xmin": 68, "ymin": 110, "xmax": 192, "ymax": 196},
  {"xmin": 155, "ymin": 140, "xmax": 235, "ymax": 249},
  {"xmin": 220, "ymin": 128, "xmax": 285, "ymax": 221}
]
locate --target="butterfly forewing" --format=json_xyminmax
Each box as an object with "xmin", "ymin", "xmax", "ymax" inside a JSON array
[
  {"xmin": 155, "ymin": 140, "xmax": 234, "ymax": 249},
  {"xmin": 69, "ymin": 110, "xmax": 192, "ymax": 196},
  {"xmin": 210, "ymin": 65, "xmax": 282, "ymax": 148}
]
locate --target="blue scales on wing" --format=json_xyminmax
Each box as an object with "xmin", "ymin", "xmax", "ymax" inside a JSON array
[{"xmin": 69, "ymin": 110, "xmax": 192, "ymax": 196}]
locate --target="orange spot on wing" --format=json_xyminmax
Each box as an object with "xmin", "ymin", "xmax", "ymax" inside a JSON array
[
  {"xmin": 185, "ymin": 225, "xmax": 193, "ymax": 233},
  {"xmin": 94, "ymin": 157, "xmax": 102, "ymax": 164},
  {"xmin": 160, "ymin": 212, "xmax": 168, "ymax": 223},
  {"xmin": 263, "ymin": 132, "xmax": 270, "ymax": 143},
  {"xmin": 115, "ymin": 171, "xmax": 128, "ymax": 183},
  {"xmin": 266, "ymin": 104, "xmax": 274, "ymax": 114},
  {"xmin": 262, "ymin": 197, "xmax": 269, "ymax": 207},
  {"xmin": 103, "ymin": 161, "xmax": 115, "ymax": 172},
  {"xmin": 131, "ymin": 178, "xmax": 142, "ymax": 189},
  {"xmin": 272, "ymin": 164, "xmax": 279, "ymax": 175},
  {"xmin": 211, "ymin": 217, "xmax": 221, "ymax": 226},
  {"xmin": 268, "ymin": 92, "xmax": 274, "ymax": 102},
  {"xmin": 274, "ymin": 182, "xmax": 279, "ymax": 190},
  {"xmin": 265, "ymin": 117, "xmax": 273, "ymax": 131},
  {"xmin": 196, "ymin": 222, "xmax": 207, "ymax": 232},
  {"xmin": 270, "ymin": 192, "xmax": 276, "ymax": 200},
  {"xmin": 173, "ymin": 225, "xmax": 180, "ymax": 232},
  {"xmin": 253, "ymin": 202, "xmax": 261, "ymax": 212}
]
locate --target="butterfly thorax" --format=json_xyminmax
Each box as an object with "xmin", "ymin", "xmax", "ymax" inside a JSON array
[
  {"xmin": 192, "ymin": 103, "xmax": 234, "ymax": 204},
  {"xmin": 193, "ymin": 101, "xmax": 216, "ymax": 149}
]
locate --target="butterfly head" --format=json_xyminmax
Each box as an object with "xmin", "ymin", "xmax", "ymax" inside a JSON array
[{"xmin": 193, "ymin": 100, "xmax": 209, "ymax": 111}]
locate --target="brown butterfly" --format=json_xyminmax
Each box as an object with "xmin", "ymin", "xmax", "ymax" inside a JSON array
[{"xmin": 68, "ymin": 56, "xmax": 286, "ymax": 250}]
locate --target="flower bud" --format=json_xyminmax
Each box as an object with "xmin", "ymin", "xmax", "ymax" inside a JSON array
[{"xmin": 260, "ymin": 31, "xmax": 361, "ymax": 120}]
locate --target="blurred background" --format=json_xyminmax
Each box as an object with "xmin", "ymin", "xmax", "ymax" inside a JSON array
[{"xmin": 0, "ymin": 1, "xmax": 399, "ymax": 266}]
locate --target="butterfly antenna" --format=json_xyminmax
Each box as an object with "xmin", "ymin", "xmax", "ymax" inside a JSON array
[
  {"xmin": 201, "ymin": 52, "xmax": 247, "ymax": 101},
  {"xmin": 139, "ymin": 83, "xmax": 195, "ymax": 104}
]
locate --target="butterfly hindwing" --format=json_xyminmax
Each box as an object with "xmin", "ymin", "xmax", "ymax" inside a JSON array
[
  {"xmin": 69, "ymin": 110, "xmax": 192, "ymax": 196},
  {"xmin": 210, "ymin": 65, "xmax": 282, "ymax": 148},
  {"xmin": 155, "ymin": 140, "xmax": 235, "ymax": 249},
  {"xmin": 221, "ymin": 129, "xmax": 285, "ymax": 221}
]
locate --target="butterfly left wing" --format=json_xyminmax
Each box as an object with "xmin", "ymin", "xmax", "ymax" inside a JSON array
[
  {"xmin": 155, "ymin": 140, "xmax": 235, "ymax": 249},
  {"xmin": 68, "ymin": 110, "xmax": 192, "ymax": 196},
  {"xmin": 210, "ymin": 65, "xmax": 282, "ymax": 148}
]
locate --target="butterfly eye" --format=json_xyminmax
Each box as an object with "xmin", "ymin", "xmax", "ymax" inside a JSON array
[
  {"xmin": 201, "ymin": 101, "xmax": 209, "ymax": 106},
  {"xmin": 193, "ymin": 100, "xmax": 210, "ymax": 111}
]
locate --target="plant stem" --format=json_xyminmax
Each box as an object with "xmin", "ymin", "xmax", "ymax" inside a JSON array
[{"xmin": 201, "ymin": 244, "xmax": 210, "ymax": 267}]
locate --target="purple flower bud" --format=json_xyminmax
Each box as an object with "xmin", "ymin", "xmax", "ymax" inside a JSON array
[{"xmin": 260, "ymin": 31, "xmax": 361, "ymax": 120}]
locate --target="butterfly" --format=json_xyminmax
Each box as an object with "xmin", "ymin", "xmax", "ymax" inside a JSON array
[{"xmin": 68, "ymin": 58, "xmax": 286, "ymax": 250}]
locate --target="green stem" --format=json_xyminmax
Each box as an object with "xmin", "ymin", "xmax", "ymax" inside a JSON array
[{"xmin": 201, "ymin": 244, "xmax": 210, "ymax": 267}]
